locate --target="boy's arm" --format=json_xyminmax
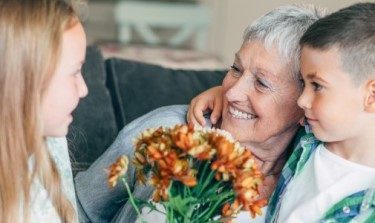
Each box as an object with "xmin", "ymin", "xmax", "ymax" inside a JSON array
[{"xmin": 187, "ymin": 86, "xmax": 223, "ymax": 126}]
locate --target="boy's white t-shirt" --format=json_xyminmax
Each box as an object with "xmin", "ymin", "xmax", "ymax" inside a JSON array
[{"xmin": 277, "ymin": 143, "xmax": 375, "ymax": 222}]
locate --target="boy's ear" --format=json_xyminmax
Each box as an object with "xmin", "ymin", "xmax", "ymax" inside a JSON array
[{"xmin": 364, "ymin": 79, "xmax": 375, "ymax": 113}]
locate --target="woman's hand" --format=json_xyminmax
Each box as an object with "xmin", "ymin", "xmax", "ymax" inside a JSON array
[{"xmin": 187, "ymin": 86, "xmax": 223, "ymax": 126}]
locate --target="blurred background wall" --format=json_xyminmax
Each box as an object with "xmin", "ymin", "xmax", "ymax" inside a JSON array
[
  {"xmin": 202, "ymin": 0, "xmax": 363, "ymax": 65},
  {"xmin": 86, "ymin": 0, "xmax": 364, "ymax": 67}
]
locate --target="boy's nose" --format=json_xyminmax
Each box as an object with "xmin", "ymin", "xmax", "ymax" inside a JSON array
[{"xmin": 297, "ymin": 90, "xmax": 311, "ymax": 110}]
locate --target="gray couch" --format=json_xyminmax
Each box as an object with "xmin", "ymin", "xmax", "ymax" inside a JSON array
[{"xmin": 67, "ymin": 46, "xmax": 226, "ymax": 175}]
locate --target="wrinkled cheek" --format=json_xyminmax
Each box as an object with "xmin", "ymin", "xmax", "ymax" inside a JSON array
[
  {"xmin": 287, "ymin": 108, "xmax": 304, "ymax": 125},
  {"xmin": 279, "ymin": 99, "xmax": 304, "ymax": 125},
  {"xmin": 222, "ymin": 74, "xmax": 236, "ymax": 92}
]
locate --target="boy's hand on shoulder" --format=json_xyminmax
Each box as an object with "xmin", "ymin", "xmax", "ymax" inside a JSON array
[{"xmin": 187, "ymin": 86, "xmax": 223, "ymax": 127}]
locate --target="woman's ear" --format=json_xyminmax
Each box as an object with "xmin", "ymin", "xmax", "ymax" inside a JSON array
[
  {"xmin": 364, "ymin": 79, "xmax": 375, "ymax": 113},
  {"xmin": 299, "ymin": 116, "xmax": 306, "ymax": 126}
]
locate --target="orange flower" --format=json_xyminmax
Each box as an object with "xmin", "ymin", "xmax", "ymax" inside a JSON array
[
  {"xmin": 221, "ymin": 199, "xmax": 241, "ymax": 217},
  {"xmin": 248, "ymin": 199, "xmax": 268, "ymax": 218},
  {"xmin": 108, "ymin": 155, "xmax": 129, "ymax": 188},
  {"xmin": 150, "ymin": 175, "xmax": 170, "ymax": 202},
  {"xmin": 173, "ymin": 127, "xmax": 195, "ymax": 151},
  {"xmin": 134, "ymin": 151, "xmax": 147, "ymax": 165},
  {"xmin": 147, "ymin": 145, "xmax": 163, "ymax": 160},
  {"xmin": 179, "ymin": 175, "xmax": 197, "ymax": 187},
  {"xmin": 126, "ymin": 124, "xmax": 267, "ymax": 220}
]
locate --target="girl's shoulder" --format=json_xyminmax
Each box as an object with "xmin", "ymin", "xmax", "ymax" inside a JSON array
[
  {"xmin": 46, "ymin": 137, "xmax": 72, "ymax": 180},
  {"xmin": 46, "ymin": 137, "xmax": 78, "ymax": 218}
]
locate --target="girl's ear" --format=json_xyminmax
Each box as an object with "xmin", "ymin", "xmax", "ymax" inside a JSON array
[{"xmin": 364, "ymin": 79, "xmax": 375, "ymax": 113}]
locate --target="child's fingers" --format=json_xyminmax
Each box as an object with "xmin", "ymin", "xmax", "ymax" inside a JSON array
[
  {"xmin": 210, "ymin": 97, "xmax": 223, "ymax": 124},
  {"xmin": 187, "ymin": 112, "xmax": 201, "ymax": 127},
  {"xmin": 186, "ymin": 99, "xmax": 195, "ymax": 123},
  {"xmin": 192, "ymin": 100, "xmax": 207, "ymax": 126},
  {"xmin": 188, "ymin": 86, "xmax": 223, "ymax": 126},
  {"xmin": 187, "ymin": 99, "xmax": 206, "ymax": 126}
]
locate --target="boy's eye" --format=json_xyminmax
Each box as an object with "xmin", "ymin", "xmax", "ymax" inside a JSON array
[{"xmin": 311, "ymin": 82, "xmax": 322, "ymax": 91}]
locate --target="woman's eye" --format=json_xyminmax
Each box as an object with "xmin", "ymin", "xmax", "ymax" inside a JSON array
[
  {"xmin": 255, "ymin": 79, "xmax": 268, "ymax": 88},
  {"xmin": 299, "ymin": 78, "xmax": 305, "ymax": 88},
  {"xmin": 230, "ymin": 64, "xmax": 242, "ymax": 77},
  {"xmin": 312, "ymin": 82, "xmax": 322, "ymax": 91},
  {"xmin": 230, "ymin": 64, "xmax": 240, "ymax": 72}
]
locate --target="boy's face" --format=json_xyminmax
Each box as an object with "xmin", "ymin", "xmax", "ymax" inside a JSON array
[{"xmin": 297, "ymin": 46, "xmax": 366, "ymax": 142}]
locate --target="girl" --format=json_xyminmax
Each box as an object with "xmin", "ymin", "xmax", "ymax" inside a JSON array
[{"xmin": 0, "ymin": 0, "xmax": 88, "ymax": 222}]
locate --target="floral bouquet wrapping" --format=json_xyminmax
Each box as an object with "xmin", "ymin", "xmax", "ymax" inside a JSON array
[{"xmin": 108, "ymin": 124, "xmax": 267, "ymax": 222}]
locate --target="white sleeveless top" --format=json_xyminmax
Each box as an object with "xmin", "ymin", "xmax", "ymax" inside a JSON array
[{"xmin": 27, "ymin": 137, "xmax": 77, "ymax": 223}]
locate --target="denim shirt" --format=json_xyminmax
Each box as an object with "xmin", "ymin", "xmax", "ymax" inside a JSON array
[{"xmin": 266, "ymin": 126, "xmax": 375, "ymax": 223}]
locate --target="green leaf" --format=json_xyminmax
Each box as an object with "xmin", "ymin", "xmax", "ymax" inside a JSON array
[
  {"xmin": 134, "ymin": 199, "xmax": 166, "ymax": 215},
  {"xmin": 167, "ymin": 195, "xmax": 198, "ymax": 217}
]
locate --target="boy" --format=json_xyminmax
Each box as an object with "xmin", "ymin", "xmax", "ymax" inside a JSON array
[{"xmin": 266, "ymin": 3, "xmax": 375, "ymax": 222}]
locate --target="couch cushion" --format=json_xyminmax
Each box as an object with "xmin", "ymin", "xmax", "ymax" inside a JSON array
[
  {"xmin": 105, "ymin": 58, "xmax": 227, "ymax": 128},
  {"xmin": 68, "ymin": 46, "xmax": 118, "ymax": 174}
]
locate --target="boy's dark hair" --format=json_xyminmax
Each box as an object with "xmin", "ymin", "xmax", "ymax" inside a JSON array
[{"xmin": 300, "ymin": 3, "xmax": 375, "ymax": 84}]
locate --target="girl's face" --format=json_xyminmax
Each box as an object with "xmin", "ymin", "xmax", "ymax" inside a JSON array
[{"xmin": 42, "ymin": 22, "xmax": 88, "ymax": 137}]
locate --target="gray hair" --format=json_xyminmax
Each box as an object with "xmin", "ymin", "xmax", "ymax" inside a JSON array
[{"xmin": 243, "ymin": 4, "xmax": 326, "ymax": 81}]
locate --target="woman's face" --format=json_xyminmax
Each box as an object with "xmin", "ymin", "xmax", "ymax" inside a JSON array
[
  {"xmin": 221, "ymin": 40, "xmax": 303, "ymax": 146},
  {"xmin": 42, "ymin": 22, "xmax": 88, "ymax": 137}
]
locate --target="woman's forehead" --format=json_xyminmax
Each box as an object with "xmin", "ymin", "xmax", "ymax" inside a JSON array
[{"xmin": 236, "ymin": 41, "xmax": 292, "ymax": 81}]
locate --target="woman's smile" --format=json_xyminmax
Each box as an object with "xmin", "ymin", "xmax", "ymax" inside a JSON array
[{"xmin": 228, "ymin": 105, "xmax": 257, "ymax": 120}]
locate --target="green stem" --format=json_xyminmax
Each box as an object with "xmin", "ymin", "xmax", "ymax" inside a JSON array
[
  {"xmin": 121, "ymin": 178, "xmax": 145, "ymax": 222},
  {"xmin": 198, "ymin": 161, "xmax": 209, "ymax": 183},
  {"xmin": 183, "ymin": 206, "xmax": 195, "ymax": 223},
  {"xmin": 198, "ymin": 168, "xmax": 216, "ymax": 195},
  {"xmin": 198, "ymin": 190, "xmax": 235, "ymax": 222},
  {"xmin": 167, "ymin": 205, "xmax": 175, "ymax": 223}
]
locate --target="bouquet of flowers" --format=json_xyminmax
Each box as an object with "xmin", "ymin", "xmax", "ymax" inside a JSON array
[{"xmin": 108, "ymin": 124, "xmax": 266, "ymax": 222}]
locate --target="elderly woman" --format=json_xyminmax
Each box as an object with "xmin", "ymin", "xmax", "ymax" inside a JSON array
[{"xmin": 75, "ymin": 5, "xmax": 324, "ymax": 223}]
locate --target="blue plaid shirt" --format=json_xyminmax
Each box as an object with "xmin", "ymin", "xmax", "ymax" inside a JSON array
[{"xmin": 266, "ymin": 126, "xmax": 375, "ymax": 223}]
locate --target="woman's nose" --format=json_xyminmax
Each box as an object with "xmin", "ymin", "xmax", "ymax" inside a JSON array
[{"xmin": 225, "ymin": 75, "xmax": 251, "ymax": 102}]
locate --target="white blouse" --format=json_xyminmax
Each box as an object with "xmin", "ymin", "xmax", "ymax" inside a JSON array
[{"xmin": 28, "ymin": 137, "xmax": 77, "ymax": 223}]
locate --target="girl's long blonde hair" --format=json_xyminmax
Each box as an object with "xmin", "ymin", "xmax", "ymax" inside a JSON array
[{"xmin": 0, "ymin": 0, "xmax": 78, "ymax": 222}]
